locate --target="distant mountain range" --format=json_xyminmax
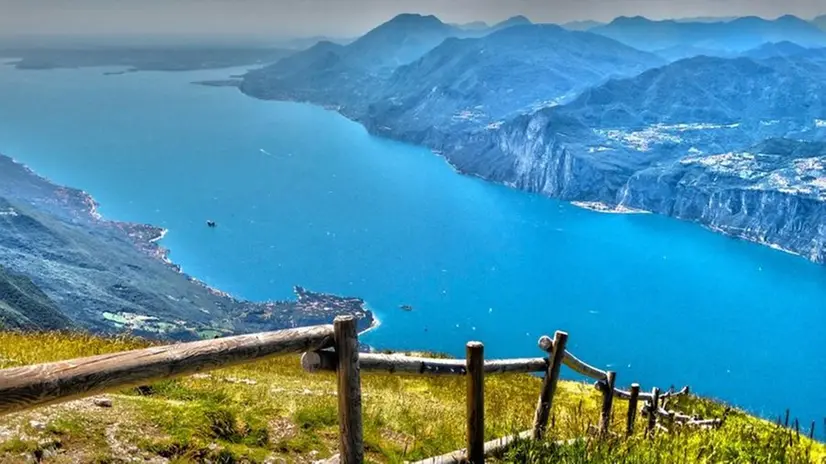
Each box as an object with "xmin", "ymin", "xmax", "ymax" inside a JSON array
[
  {"xmin": 590, "ymin": 15, "xmax": 826, "ymax": 60},
  {"xmin": 240, "ymin": 14, "xmax": 542, "ymax": 114},
  {"xmin": 814, "ymin": 15, "xmax": 826, "ymax": 31},
  {"xmin": 237, "ymin": 12, "xmax": 826, "ymax": 264},
  {"xmin": 364, "ymin": 24, "xmax": 663, "ymax": 140}
]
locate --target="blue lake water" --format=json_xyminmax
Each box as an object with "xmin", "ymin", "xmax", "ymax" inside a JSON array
[{"xmin": 0, "ymin": 65, "xmax": 824, "ymax": 434}]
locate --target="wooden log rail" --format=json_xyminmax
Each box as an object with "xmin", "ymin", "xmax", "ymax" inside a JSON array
[
  {"xmin": 0, "ymin": 324, "xmax": 336, "ymax": 416},
  {"xmin": 302, "ymin": 351, "xmax": 548, "ymax": 376},
  {"xmin": 612, "ymin": 384, "xmax": 690, "ymax": 402},
  {"xmin": 538, "ymin": 335, "xmax": 607, "ymax": 380},
  {"xmin": 644, "ymin": 404, "xmax": 727, "ymax": 429},
  {"xmin": 407, "ymin": 432, "xmax": 587, "ymax": 464}
]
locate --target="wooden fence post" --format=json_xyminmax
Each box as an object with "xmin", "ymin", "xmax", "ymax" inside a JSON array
[
  {"xmin": 334, "ymin": 316, "xmax": 363, "ymax": 464},
  {"xmin": 599, "ymin": 371, "xmax": 616, "ymax": 435},
  {"xmin": 646, "ymin": 387, "xmax": 660, "ymax": 438},
  {"xmin": 533, "ymin": 331, "xmax": 568, "ymax": 440},
  {"xmin": 626, "ymin": 383, "xmax": 640, "ymax": 437},
  {"xmin": 466, "ymin": 342, "xmax": 485, "ymax": 464}
]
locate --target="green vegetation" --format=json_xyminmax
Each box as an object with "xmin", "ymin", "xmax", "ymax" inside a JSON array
[
  {"xmin": 0, "ymin": 265, "xmax": 75, "ymax": 331},
  {"xmin": 0, "ymin": 332, "xmax": 823, "ymax": 463}
]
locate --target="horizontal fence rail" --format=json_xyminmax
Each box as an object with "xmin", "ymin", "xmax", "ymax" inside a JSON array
[
  {"xmin": 538, "ymin": 335, "xmax": 608, "ymax": 380},
  {"xmin": 301, "ymin": 351, "xmax": 549, "ymax": 375},
  {"xmin": 612, "ymin": 384, "xmax": 689, "ymax": 402},
  {"xmin": 409, "ymin": 430, "xmax": 533, "ymax": 464},
  {"xmin": 0, "ymin": 324, "xmax": 335, "ymax": 416}
]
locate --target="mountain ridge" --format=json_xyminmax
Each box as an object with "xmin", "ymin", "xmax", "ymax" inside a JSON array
[
  {"xmin": 361, "ymin": 24, "xmax": 664, "ymax": 139},
  {"xmin": 591, "ymin": 15, "xmax": 826, "ymax": 60}
]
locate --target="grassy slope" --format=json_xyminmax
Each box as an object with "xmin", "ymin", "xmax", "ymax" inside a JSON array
[{"xmin": 0, "ymin": 332, "xmax": 822, "ymax": 463}]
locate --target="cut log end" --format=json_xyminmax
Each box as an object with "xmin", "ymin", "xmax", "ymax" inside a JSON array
[
  {"xmin": 538, "ymin": 336, "xmax": 553, "ymax": 352},
  {"xmin": 301, "ymin": 352, "xmax": 322, "ymax": 373}
]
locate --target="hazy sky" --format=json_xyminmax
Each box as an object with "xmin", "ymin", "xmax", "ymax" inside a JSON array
[{"xmin": 2, "ymin": 0, "xmax": 826, "ymax": 38}]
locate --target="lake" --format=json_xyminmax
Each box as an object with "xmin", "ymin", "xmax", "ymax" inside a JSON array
[{"xmin": 0, "ymin": 64, "xmax": 823, "ymax": 434}]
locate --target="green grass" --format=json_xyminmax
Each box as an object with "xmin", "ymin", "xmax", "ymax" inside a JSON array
[{"xmin": 0, "ymin": 332, "xmax": 823, "ymax": 463}]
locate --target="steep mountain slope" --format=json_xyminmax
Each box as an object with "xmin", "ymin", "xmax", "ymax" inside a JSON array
[
  {"xmin": 0, "ymin": 264, "xmax": 75, "ymax": 330},
  {"xmin": 442, "ymin": 55, "xmax": 826, "ymax": 260},
  {"xmin": 556, "ymin": 56, "xmax": 826, "ymax": 126},
  {"xmin": 362, "ymin": 24, "xmax": 664, "ymax": 143},
  {"xmin": 343, "ymin": 13, "xmax": 460, "ymax": 71},
  {"xmin": 239, "ymin": 13, "xmax": 540, "ymax": 113},
  {"xmin": 241, "ymin": 14, "xmax": 465, "ymax": 113},
  {"xmin": 0, "ymin": 154, "xmax": 373, "ymax": 339},
  {"xmin": 742, "ymin": 40, "xmax": 811, "ymax": 59},
  {"xmin": 620, "ymin": 139, "xmax": 826, "ymax": 262},
  {"xmin": 592, "ymin": 15, "xmax": 826, "ymax": 60}
]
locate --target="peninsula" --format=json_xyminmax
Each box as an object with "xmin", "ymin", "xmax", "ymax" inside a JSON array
[{"xmin": 0, "ymin": 154, "xmax": 374, "ymax": 338}]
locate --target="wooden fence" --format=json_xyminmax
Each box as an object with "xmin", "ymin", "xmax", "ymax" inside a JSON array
[
  {"xmin": 0, "ymin": 317, "xmax": 693, "ymax": 464},
  {"xmin": 302, "ymin": 328, "xmax": 692, "ymax": 463}
]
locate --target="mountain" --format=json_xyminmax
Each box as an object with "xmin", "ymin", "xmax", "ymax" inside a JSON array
[
  {"xmin": 362, "ymin": 24, "xmax": 664, "ymax": 142},
  {"xmin": 742, "ymin": 40, "xmax": 811, "ymax": 59},
  {"xmin": 241, "ymin": 14, "xmax": 466, "ymax": 112},
  {"xmin": 276, "ymin": 35, "xmax": 353, "ymax": 50},
  {"xmin": 344, "ymin": 14, "xmax": 460, "ymax": 70},
  {"xmin": 0, "ymin": 264, "xmax": 75, "ymax": 330},
  {"xmin": 556, "ymin": 55, "xmax": 826, "ymax": 126},
  {"xmin": 490, "ymin": 15, "xmax": 533, "ymax": 31},
  {"xmin": 0, "ymin": 154, "xmax": 374, "ymax": 339},
  {"xmin": 591, "ymin": 15, "xmax": 826, "ymax": 58},
  {"xmin": 619, "ymin": 139, "xmax": 826, "ymax": 263},
  {"xmin": 438, "ymin": 54, "xmax": 826, "ymax": 259},
  {"xmin": 651, "ymin": 44, "xmax": 733, "ymax": 61},
  {"xmin": 814, "ymin": 15, "xmax": 826, "ymax": 31},
  {"xmin": 561, "ymin": 20, "xmax": 604, "ymax": 31}
]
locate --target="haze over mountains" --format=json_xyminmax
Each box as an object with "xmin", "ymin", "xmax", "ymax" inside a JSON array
[
  {"xmin": 238, "ymin": 12, "xmax": 826, "ymax": 264},
  {"xmin": 591, "ymin": 15, "xmax": 826, "ymax": 60}
]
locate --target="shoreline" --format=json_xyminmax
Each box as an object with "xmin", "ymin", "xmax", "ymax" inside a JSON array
[
  {"xmin": 358, "ymin": 309, "xmax": 382, "ymax": 336},
  {"xmin": 571, "ymin": 201, "xmax": 651, "ymax": 215},
  {"xmin": 234, "ymin": 90, "xmax": 824, "ymax": 267},
  {"xmin": 1, "ymin": 152, "xmax": 379, "ymax": 334}
]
